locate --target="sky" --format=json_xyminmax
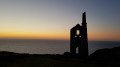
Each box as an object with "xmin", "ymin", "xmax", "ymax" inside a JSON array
[{"xmin": 0, "ymin": 0, "xmax": 120, "ymax": 41}]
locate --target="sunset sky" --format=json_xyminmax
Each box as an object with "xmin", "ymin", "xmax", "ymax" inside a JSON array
[{"xmin": 0, "ymin": 0, "xmax": 120, "ymax": 41}]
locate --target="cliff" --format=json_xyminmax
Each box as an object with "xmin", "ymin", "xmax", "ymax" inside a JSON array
[{"xmin": 0, "ymin": 47, "xmax": 120, "ymax": 67}]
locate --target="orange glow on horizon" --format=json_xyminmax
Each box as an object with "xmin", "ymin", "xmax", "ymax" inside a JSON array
[
  {"xmin": 0, "ymin": 32, "xmax": 120, "ymax": 41},
  {"xmin": 88, "ymin": 34, "xmax": 120, "ymax": 41},
  {"xmin": 0, "ymin": 32, "xmax": 69, "ymax": 40}
]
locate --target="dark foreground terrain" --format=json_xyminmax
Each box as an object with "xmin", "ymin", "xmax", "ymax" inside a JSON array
[{"xmin": 1, "ymin": 47, "xmax": 120, "ymax": 67}]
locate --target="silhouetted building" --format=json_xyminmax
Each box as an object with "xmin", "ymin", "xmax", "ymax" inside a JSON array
[{"xmin": 70, "ymin": 12, "xmax": 88, "ymax": 58}]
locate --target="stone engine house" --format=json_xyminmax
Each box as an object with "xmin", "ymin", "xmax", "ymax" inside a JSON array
[{"xmin": 70, "ymin": 12, "xmax": 88, "ymax": 58}]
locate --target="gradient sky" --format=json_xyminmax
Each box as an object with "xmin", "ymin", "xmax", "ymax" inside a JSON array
[{"xmin": 0, "ymin": 0, "xmax": 120, "ymax": 41}]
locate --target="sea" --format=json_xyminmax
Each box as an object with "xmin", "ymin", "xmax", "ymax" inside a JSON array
[{"xmin": 0, "ymin": 39, "xmax": 120, "ymax": 55}]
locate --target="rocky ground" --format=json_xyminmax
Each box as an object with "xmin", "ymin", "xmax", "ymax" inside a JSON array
[{"xmin": 0, "ymin": 47, "xmax": 120, "ymax": 67}]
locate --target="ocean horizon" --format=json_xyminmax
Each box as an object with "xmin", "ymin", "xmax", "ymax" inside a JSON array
[{"xmin": 0, "ymin": 39, "xmax": 120, "ymax": 55}]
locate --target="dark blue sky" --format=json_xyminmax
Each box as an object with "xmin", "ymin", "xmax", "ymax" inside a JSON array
[{"xmin": 0, "ymin": 0, "xmax": 120, "ymax": 41}]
